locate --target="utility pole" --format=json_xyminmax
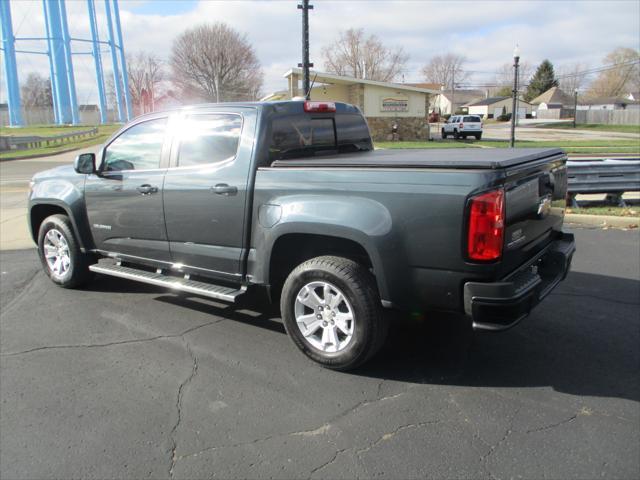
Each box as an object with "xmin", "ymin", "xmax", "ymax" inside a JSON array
[
  {"xmin": 297, "ymin": 0, "xmax": 313, "ymax": 99},
  {"xmin": 510, "ymin": 45, "xmax": 520, "ymax": 148},
  {"xmin": 450, "ymin": 67, "xmax": 455, "ymax": 116},
  {"xmin": 573, "ymin": 89, "xmax": 578, "ymax": 128}
]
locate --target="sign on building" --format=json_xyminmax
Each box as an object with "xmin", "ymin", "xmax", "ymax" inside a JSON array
[{"xmin": 380, "ymin": 96, "xmax": 409, "ymax": 112}]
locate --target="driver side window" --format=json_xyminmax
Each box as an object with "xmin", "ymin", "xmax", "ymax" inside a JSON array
[{"xmin": 103, "ymin": 118, "xmax": 167, "ymax": 172}]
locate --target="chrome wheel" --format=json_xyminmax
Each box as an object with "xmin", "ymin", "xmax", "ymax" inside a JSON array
[
  {"xmin": 294, "ymin": 281, "xmax": 355, "ymax": 353},
  {"xmin": 43, "ymin": 229, "xmax": 71, "ymax": 279}
]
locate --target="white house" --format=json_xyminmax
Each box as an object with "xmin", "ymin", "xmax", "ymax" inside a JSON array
[
  {"xmin": 465, "ymin": 96, "xmax": 533, "ymax": 119},
  {"xmin": 430, "ymin": 89, "xmax": 486, "ymax": 115},
  {"xmin": 577, "ymin": 97, "xmax": 640, "ymax": 110}
]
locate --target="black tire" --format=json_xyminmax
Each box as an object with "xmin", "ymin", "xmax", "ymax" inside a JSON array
[
  {"xmin": 441, "ymin": 128, "xmax": 447, "ymax": 139},
  {"xmin": 462, "ymin": 134, "xmax": 468, "ymax": 140},
  {"xmin": 37, "ymin": 214, "xmax": 94, "ymax": 288},
  {"xmin": 475, "ymin": 133, "xmax": 482, "ymax": 140},
  {"xmin": 280, "ymin": 256, "xmax": 388, "ymax": 371}
]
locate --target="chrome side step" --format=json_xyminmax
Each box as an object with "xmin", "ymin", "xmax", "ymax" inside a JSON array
[{"xmin": 89, "ymin": 264, "xmax": 246, "ymax": 302}]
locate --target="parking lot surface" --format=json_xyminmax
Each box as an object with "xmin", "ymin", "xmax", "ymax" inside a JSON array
[{"xmin": 1, "ymin": 227, "xmax": 638, "ymax": 479}]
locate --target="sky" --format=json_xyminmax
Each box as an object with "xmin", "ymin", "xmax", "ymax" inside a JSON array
[{"xmin": 2, "ymin": 0, "xmax": 639, "ymax": 105}]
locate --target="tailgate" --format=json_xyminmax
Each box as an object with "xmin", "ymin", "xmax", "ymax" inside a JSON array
[{"xmin": 499, "ymin": 153, "xmax": 568, "ymax": 275}]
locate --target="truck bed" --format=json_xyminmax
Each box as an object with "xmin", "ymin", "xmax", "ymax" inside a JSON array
[{"xmin": 271, "ymin": 147, "xmax": 565, "ymax": 170}]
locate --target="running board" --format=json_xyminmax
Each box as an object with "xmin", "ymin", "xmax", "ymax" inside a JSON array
[{"xmin": 89, "ymin": 264, "xmax": 246, "ymax": 302}]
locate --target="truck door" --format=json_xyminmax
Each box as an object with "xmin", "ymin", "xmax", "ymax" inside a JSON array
[
  {"xmin": 162, "ymin": 111, "xmax": 255, "ymax": 280},
  {"xmin": 84, "ymin": 116, "xmax": 170, "ymax": 261}
]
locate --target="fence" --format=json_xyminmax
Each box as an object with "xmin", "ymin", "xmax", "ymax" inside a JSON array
[
  {"xmin": 534, "ymin": 108, "xmax": 575, "ymax": 120},
  {"xmin": 0, "ymin": 127, "xmax": 98, "ymax": 152},
  {"xmin": 575, "ymin": 109, "xmax": 640, "ymax": 125},
  {"xmin": 567, "ymin": 158, "xmax": 640, "ymax": 206},
  {"xmin": 0, "ymin": 106, "xmax": 120, "ymax": 126}
]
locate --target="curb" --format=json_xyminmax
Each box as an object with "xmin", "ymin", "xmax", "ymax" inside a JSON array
[{"xmin": 565, "ymin": 213, "xmax": 639, "ymax": 229}]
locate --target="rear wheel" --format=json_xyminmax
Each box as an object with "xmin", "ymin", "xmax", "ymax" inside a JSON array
[
  {"xmin": 454, "ymin": 129, "xmax": 460, "ymax": 139},
  {"xmin": 37, "ymin": 214, "xmax": 94, "ymax": 288},
  {"xmin": 280, "ymin": 256, "xmax": 388, "ymax": 371},
  {"xmin": 475, "ymin": 133, "xmax": 482, "ymax": 140},
  {"xmin": 441, "ymin": 128, "xmax": 447, "ymax": 139}
]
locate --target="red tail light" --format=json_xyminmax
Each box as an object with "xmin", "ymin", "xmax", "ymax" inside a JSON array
[
  {"xmin": 304, "ymin": 101, "xmax": 336, "ymax": 112},
  {"xmin": 467, "ymin": 189, "xmax": 505, "ymax": 261},
  {"xmin": 459, "ymin": 122, "xmax": 464, "ymax": 129}
]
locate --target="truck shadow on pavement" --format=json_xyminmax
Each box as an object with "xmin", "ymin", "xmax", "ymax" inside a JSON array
[{"xmin": 85, "ymin": 270, "xmax": 639, "ymax": 403}]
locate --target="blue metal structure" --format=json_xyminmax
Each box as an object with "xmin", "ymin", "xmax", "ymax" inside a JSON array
[
  {"xmin": 0, "ymin": 0, "xmax": 133, "ymax": 126},
  {"xmin": 0, "ymin": 0, "xmax": 24, "ymax": 126},
  {"xmin": 87, "ymin": 0, "xmax": 107, "ymax": 124}
]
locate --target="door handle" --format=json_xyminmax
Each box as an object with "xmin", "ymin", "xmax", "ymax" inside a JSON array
[
  {"xmin": 211, "ymin": 183, "xmax": 238, "ymax": 196},
  {"xmin": 137, "ymin": 184, "xmax": 158, "ymax": 195}
]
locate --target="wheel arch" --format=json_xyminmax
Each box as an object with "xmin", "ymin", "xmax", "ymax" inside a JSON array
[{"xmin": 29, "ymin": 201, "xmax": 93, "ymax": 251}]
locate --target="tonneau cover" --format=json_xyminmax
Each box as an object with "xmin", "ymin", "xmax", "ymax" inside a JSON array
[{"xmin": 271, "ymin": 147, "xmax": 565, "ymax": 170}]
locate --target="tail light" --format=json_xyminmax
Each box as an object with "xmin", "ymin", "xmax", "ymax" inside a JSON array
[
  {"xmin": 459, "ymin": 122, "xmax": 464, "ymax": 129},
  {"xmin": 467, "ymin": 189, "xmax": 505, "ymax": 261},
  {"xmin": 304, "ymin": 101, "xmax": 336, "ymax": 113}
]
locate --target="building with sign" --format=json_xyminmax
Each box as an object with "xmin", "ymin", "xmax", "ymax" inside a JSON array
[{"xmin": 262, "ymin": 68, "xmax": 438, "ymax": 141}]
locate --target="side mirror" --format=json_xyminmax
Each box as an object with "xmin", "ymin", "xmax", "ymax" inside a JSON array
[{"xmin": 74, "ymin": 153, "xmax": 96, "ymax": 174}]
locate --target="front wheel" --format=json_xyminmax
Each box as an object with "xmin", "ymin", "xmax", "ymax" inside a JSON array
[
  {"xmin": 280, "ymin": 256, "xmax": 388, "ymax": 371},
  {"xmin": 37, "ymin": 214, "xmax": 94, "ymax": 288}
]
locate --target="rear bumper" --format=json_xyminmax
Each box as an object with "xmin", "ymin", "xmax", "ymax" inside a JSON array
[{"xmin": 464, "ymin": 233, "xmax": 576, "ymax": 331}]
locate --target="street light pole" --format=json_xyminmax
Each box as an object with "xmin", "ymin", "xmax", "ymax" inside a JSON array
[
  {"xmin": 573, "ymin": 89, "xmax": 578, "ymax": 128},
  {"xmin": 510, "ymin": 45, "xmax": 520, "ymax": 148},
  {"xmin": 297, "ymin": 0, "xmax": 314, "ymax": 99}
]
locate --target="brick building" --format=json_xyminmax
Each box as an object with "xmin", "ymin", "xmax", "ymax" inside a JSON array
[{"xmin": 262, "ymin": 68, "xmax": 438, "ymax": 141}]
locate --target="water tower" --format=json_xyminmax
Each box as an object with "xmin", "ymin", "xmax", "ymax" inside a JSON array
[{"xmin": 0, "ymin": 0, "xmax": 133, "ymax": 126}]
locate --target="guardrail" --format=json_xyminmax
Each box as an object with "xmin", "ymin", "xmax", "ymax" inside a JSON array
[
  {"xmin": 567, "ymin": 158, "xmax": 640, "ymax": 207},
  {"xmin": 0, "ymin": 127, "xmax": 98, "ymax": 152}
]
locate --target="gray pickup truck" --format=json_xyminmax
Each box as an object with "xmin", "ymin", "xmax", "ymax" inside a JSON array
[{"xmin": 28, "ymin": 100, "xmax": 575, "ymax": 370}]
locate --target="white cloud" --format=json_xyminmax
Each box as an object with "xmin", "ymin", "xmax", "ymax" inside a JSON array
[{"xmin": 2, "ymin": 0, "xmax": 638, "ymax": 104}]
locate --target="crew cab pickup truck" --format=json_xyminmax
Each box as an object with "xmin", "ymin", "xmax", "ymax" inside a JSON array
[{"xmin": 28, "ymin": 101, "xmax": 575, "ymax": 370}]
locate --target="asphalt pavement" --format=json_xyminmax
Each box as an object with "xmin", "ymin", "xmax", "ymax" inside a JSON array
[{"xmin": 1, "ymin": 226, "xmax": 638, "ymax": 479}]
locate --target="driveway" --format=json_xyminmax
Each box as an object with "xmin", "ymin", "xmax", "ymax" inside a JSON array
[{"xmin": 1, "ymin": 227, "xmax": 638, "ymax": 479}]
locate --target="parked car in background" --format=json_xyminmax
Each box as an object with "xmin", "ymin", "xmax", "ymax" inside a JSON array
[{"xmin": 442, "ymin": 115, "xmax": 483, "ymax": 140}]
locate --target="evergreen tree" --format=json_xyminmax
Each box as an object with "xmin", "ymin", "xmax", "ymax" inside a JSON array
[{"xmin": 524, "ymin": 60, "xmax": 558, "ymax": 101}]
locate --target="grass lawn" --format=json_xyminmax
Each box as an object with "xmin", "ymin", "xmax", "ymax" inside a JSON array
[
  {"xmin": 375, "ymin": 139, "xmax": 640, "ymax": 154},
  {"xmin": 0, "ymin": 124, "xmax": 121, "ymax": 160},
  {"xmin": 566, "ymin": 206, "xmax": 639, "ymax": 217},
  {"xmin": 534, "ymin": 122, "xmax": 640, "ymax": 134}
]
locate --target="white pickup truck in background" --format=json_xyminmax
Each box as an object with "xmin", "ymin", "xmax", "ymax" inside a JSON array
[{"xmin": 442, "ymin": 115, "xmax": 483, "ymax": 140}]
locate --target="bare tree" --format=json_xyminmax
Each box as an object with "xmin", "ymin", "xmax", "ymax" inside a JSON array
[
  {"xmin": 321, "ymin": 28, "xmax": 408, "ymax": 82},
  {"xmin": 556, "ymin": 62, "xmax": 590, "ymax": 94},
  {"xmin": 421, "ymin": 53, "xmax": 470, "ymax": 91},
  {"xmin": 20, "ymin": 72, "xmax": 52, "ymax": 108},
  {"xmin": 170, "ymin": 22, "xmax": 263, "ymax": 102},
  {"xmin": 490, "ymin": 61, "xmax": 533, "ymax": 96},
  {"xmin": 127, "ymin": 52, "xmax": 164, "ymax": 112},
  {"xmin": 587, "ymin": 47, "xmax": 640, "ymax": 98}
]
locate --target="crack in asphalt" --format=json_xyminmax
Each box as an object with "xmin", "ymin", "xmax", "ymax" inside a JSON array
[
  {"xmin": 526, "ymin": 415, "xmax": 578, "ymax": 434},
  {"xmin": 173, "ymin": 388, "xmax": 413, "ymax": 467},
  {"xmin": 0, "ymin": 319, "xmax": 221, "ymax": 357},
  {"xmin": 550, "ymin": 292, "xmax": 640, "ymax": 306},
  {"xmin": 168, "ymin": 338, "xmax": 199, "ymax": 478},
  {"xmin": 480, "ymin": 406, "xmax": 521, "ymax": 479}
]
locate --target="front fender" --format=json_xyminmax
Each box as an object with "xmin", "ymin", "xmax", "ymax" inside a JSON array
[
  {"xmin": 29, "ymin": 177, "xmax": 94, "ymax": 250},
  {"xmin": 252, "ymin": 194, "xmax": 402, "ymax": 300}
]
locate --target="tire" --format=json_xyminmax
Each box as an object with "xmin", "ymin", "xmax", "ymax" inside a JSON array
[
  {"xmin": 462, "ymin": 134, "xmax": 467, "ymax": 140},
  {"xmin": 280, "ymin": 256, "xmax": 388, "ymax": 371},
  {"xmin": 441, "ymin": 128, "xmax": 447, "ymax": 139},
  {"xmin": 453, "ymin": 129, "xmax": 460, "ymax": 139},
  {"xmin": 475, "ymin": 133, "xmax": 482, "ymax": 140},
  {"xmin": 37, "ymin": 214, "xmax": 94, "ymax": 288}
]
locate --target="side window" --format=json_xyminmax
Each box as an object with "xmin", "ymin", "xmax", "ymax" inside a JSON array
[
  {"xmin": 177, "ymin": 114, "xmax": 242, "ymax": 167},
  {"xmin": 103, "ymin": 118, "xmax": 167, "ymax": 172}
]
